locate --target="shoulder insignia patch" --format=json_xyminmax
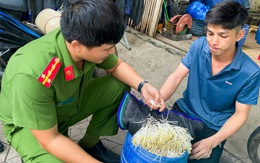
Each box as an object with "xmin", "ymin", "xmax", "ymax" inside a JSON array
[{"xmin": 38, "ymin": 57, "xmax": 61, "ymax": 88}]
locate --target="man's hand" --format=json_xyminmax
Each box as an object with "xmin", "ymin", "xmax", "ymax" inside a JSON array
[
  {"xmin": 188, "ymin": 138, "xmax": 216, "ymax": 160},
  {"xmin": 107, "ymin": 59, "xmax": 165, "ymax": 112},
  {"xmin": 141, "ymin": 83, "xmax": 165, "ymax": 112}
]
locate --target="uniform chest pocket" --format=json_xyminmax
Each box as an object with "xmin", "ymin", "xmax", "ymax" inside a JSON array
[
  {"xmin": 56, "ymin": 97, "xmax": 76, "ymax": 107},
  {"xmin": 56, "ymin": 96, "xmax": 79, "ymax": 118}
]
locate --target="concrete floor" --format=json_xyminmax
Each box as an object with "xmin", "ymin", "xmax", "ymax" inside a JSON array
[{"xmin": 0, "ymin": 28, "xmax": 259, "ymax": 163}]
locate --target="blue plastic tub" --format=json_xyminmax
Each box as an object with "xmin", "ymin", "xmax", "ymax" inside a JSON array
[{"xmin": 120, "ymin": 132, "xmax": 188, "ymax": 163}]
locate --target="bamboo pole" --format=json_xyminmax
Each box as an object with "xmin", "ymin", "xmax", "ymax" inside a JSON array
[
  {"xmin": 146, "ymin": 0, "xmax": 157, "ymax": 35},
  {"xmin": 148, "ymin": 0, "xmax": 163, "ymax": 37},
  {"xmin": 128, "ymin": 0, "xmax": 163, "ymax": 37},
  {"xmin": 140, "ymin": 0, "xmax": 151, "ymax": 34}
]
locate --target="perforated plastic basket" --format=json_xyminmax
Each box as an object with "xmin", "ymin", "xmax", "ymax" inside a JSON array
[{"xmin": 191, "ymin": 19, "xmax": 206, "ymax": 36}]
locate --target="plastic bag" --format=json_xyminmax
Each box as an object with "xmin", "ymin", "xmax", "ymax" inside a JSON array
[{"xmin": 185, "ymin": 1, "xmax": 209, "ymax": 20}]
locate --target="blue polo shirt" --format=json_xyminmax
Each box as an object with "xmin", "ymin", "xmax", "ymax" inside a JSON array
[{"xmin": 177, "ymin": 37, "xmax": 260, "ymax": 131}]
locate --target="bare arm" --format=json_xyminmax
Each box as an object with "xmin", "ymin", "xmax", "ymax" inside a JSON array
[
  {"xmin": 107, "ymin": 59, "xmax": 165, "ymax": 111},
  {"xmin": 31, "ymin": 125, "xmax": 101, "ymax": 163},
  {"xmin": 160, "ymin": 63, "xmax": 189, "ymax": 101},
  {"xmin": 189, "ymin": 101, "xmax": 251, "ymax": 159},
  {"xmin": 211, "ymin": 102, "xmax": 250, "ymax": 146}
]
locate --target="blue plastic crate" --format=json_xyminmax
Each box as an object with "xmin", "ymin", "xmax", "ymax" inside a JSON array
[{"xmin": 191, "ymin": 19, "xmax": 206, "ymax": 36}]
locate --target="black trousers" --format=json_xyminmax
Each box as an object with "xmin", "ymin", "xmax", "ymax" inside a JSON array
[{"xmin": 172, "ymin": 103, "xmax": 226, "ymax": 163}]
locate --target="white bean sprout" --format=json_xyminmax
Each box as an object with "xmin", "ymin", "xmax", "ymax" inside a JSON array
[{"xmin": 131, "ymin": 115, "xmax": 193, "ymax": 158}]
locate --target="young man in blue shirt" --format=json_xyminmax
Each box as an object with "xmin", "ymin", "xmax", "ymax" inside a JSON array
[
  {"xmin": 160, "ymin": 1, "xmax": 259, "ymax": 162},
  {"xmin": 0, "ymin": 0, "xmax": 165, "ymax": 162}
]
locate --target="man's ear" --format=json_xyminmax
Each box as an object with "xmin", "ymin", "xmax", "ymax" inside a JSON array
[
  {"xmin": 70, "ymin": 40, "xmax": 82, "ymax": 52},
  {"xmin": 236, "ymin": 29, "xmax": 245, "ymax": 42}
]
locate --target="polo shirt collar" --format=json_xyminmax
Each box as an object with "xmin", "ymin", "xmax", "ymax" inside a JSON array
[
  {"xmin": 204, "ymin": 42, "xmax": 243, "ymax": 71},
  {"xmin": 229, "ymin": 44, "xmax": 243, "ymax": 70}
]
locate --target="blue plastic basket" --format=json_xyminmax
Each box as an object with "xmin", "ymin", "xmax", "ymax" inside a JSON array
[
  {"xmin": 121, "ymin": 132, "xmax": 188, "ymax": 163},
  {"xmin": 191, "ymin": 19, "xmax": 206, "ymax": 36}
]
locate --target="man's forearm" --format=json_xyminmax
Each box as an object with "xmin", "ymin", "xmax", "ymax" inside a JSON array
[
  {"xmin": 42, "ymin": 133, "xmax": 100, "ymax": 163},
  {"xmin": 160, "ymin": 63, "xmax": 189, "ymax": 101},
  {"xmin": 210, "ymin": 103, "xmax": 250, "ymax": 147},
  {"xmin": 110, "ymin": 60, "xmax": 143, "ymax": 90}
]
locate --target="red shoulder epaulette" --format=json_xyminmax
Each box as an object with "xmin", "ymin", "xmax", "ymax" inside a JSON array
[{"xmin": 38, "ymin": 57, "xmax": 61, "ymax": 88}]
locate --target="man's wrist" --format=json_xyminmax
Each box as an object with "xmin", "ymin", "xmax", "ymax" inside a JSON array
[{"xmin": 137, "ymin": 81, "xmax": 149, "ymax": 92}]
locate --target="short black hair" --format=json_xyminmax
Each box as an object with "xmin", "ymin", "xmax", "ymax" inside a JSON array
[
  {"xmin": 60, "ymin": 0, "xmax": 125, "ymax": 48},
  {"xmin": 205, "ymin": 1, "xmax": 248, "ymax": 30}
]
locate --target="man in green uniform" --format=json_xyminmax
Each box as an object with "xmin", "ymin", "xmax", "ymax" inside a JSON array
[{"xmin": 0, "ymin": 0, "xmax": 165, "ymax": 162}]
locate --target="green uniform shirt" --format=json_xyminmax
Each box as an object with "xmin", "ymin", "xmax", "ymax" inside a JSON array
[{"xmin": 0, "ymin": 28, "xmax": 118, "ymax": 132}]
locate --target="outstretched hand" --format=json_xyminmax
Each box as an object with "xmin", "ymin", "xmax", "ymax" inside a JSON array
[{"xmin": 140, "ymin": 83, "xmax": 165, "ymax": 112}]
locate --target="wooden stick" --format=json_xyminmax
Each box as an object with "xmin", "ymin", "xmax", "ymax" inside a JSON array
[
  {"xmin": 128, "ymin": 0, "xmax": 163, "ymax": 36},
  {"xmin": 149, "ymin": 0, "xmax": 163, "ymax": 37}
]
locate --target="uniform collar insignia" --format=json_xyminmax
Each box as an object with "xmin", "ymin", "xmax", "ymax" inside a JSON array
[{"xmin": 64, "ymin": 65, "xmax": 75, "ymax": 82}]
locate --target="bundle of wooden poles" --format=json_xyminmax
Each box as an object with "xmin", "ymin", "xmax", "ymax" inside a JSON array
[{"xmin": 128, "ymin": 0, "xmax": 164, "ymax": 37}]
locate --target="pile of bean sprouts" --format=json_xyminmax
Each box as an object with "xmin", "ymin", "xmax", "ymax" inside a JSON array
[{"xmin": 131, "ymin": 115, "xmax": 193, "ymax": 158}]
